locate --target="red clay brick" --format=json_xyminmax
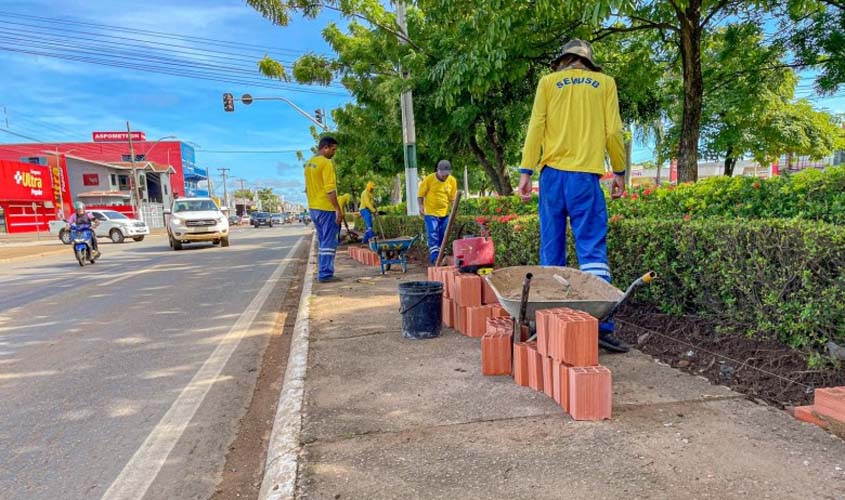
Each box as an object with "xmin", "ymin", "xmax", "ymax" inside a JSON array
[
  {"xmin": 442, "ymin": 298, "xmax": 456, "ymax": 328},
  {"xmin": 815, "ymin": 387, "xmax": 845, "ymax": 423},
  {"xmin": 513, "ymin": 342, "xmax": 530, "ymax": 387},
  {"xmin": 481, "ymin": 327, "xmax": 512, "ymax": 376},
  {"xmin": 441, "ymin": 268, "xmax": 459, "ymax": 299},
  {"xmin": 490, "ymin": 305, "xmax": 509, "ymax": 318},
  {"xmin": 552, "ymin": 361, "xmax": 572, "ymax": 411},
  {"xmin": 457, "ymin": 305, "xmax": 469, "ymax": 335},
  {"xmin": 526, "ymin": 342, "xmax": 544, "ymax": 392},
  {"xmin": 552, "ymin": 312, "xmax": 599, "ymax": 367},
  {"xmin": 482, "ymin": 279, "xmax": 499, "ymax": 305},
  {"xmin": 568, "ymin": 365, "xmax": 612, "ymax": 421},
  {"xmin": 542, "ymin": 356, "xmax": 554, "ymax": 399},
  {"xmin": 454, "ymin": 274, "xmax": 483, "ymax": 307},
  {"xmin": 466, "ymin": 306, "xmax": 494, "ymax": 338},
  {"xmin": 793, "ymin": 406, "xmax": 829, "ymax": 428},
  {"xmin": 535, "ymin": 309, "xmax": 552, "ymax": 357}
]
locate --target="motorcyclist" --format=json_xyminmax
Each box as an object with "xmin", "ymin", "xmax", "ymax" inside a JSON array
[{"xmin": 66, "ymin": 202, "xmax": 100, "ymax": 257}]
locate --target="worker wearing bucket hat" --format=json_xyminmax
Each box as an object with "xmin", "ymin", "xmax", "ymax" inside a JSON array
[
  {"xmin": 418, "ymin": 160, "xmax": 458, "ymax": 264},
  {"xmin": 517, "ymin": 39, "xmax": 629, "ymax": 353},
  {"xmin": 359, "ymin": 181, "xmax": 377, "ymax": 243}
]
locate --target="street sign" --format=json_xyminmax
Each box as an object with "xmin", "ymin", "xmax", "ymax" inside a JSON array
[
  {"xmin": 241, "ymin": 94, "xmax": 253, "ymax": 105},
  {"xmin": 92, "ymin": 131, "xmax": 146, "ymax": 142}
]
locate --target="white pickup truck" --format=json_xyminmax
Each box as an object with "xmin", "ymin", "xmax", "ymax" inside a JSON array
[{"xmin": 49, "ymin": 209, "xmax": 150, "ymax": 244}]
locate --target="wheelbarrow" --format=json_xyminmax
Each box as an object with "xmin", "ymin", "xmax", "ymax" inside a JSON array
[
  {"xmin": 485, "ymin": 266, "xmax": 655, "ymax": 326},
  {"xmin": 369, "ymin": 235, "xmax": 419, "ymax": 274}
]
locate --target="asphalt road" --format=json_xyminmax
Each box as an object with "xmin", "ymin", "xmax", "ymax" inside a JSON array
[{"xmin": 0, "ymin": 225, "xmax": 310, "ymax": 500}]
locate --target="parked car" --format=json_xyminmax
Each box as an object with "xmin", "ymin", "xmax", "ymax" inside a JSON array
[
  {"xmin": 165, "ymin": 197, "xmax": 230, "ymax": 250},
  {"xmin": 228, "ymin": 214, "xmax": 242, "ymax": 225},
  {"xmin": 271, "ymin": 213, "xmax": 285, "ymax": 225},
  {"xmin": 50, "ymin": 210, "xmax": 150, "ymax": 244},
  {"xmin": 251, "ymin": 211, "xmax": 272, "ymax": 228}
]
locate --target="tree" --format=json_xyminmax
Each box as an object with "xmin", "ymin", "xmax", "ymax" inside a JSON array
[{"xmin": 787, "ymin": 0, "xmax": 845, "ymax": 93}]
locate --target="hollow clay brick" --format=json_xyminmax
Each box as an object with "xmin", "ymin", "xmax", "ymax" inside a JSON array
[
  {"xmin": 526, "ymin": 342, "xmax": 544, "ymax": 392},
  {"xmin": 542, "ymin": 356, "xmax": 554, "ymax": 399},
  {"xmin": 467, "ymin": 306, "xmax": 494, "ymax": 338},
  {"xmin": 513, "ymin": 342, "xmax": 530, "ymax": 387},
  {"xmin": 457, "ymin": 306, "xmax": 469, "ymax": 335},
  {"xmin": 454, "ymin": 274, "xmax": 483, "ymax": 307},
  {"xmin": 552, "ymin": 312, "xmax": 599, "ymax": 367},
  {"xmin": 814, "ymin": 387, "xmax": 845, "ymax": 423},
  {"xmin": 793, "ymin": 406, "xmax": 828, "ymax": 428},
  {"xmin": 482, "ymin": 279, "xmax": 499, "ymax": 305},
  {"xmin": 481, "ymin": 327, "xmax": 512, "ymax": 376},
  {"xmin": 553, "ymin": 361, "xmax": 572, "ymax": 411},
  {"xmin": 442, "ymin": 298, "xmax": 455, "ymax": 328},
  {"xmin": 568, "ymin": 365, "xmax": 612, "ymax": 421}
]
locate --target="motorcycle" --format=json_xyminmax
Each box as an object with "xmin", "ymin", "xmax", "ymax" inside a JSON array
[{"xmin": 70, "ymin": 223, "xmax": 98, "ymax": 266}]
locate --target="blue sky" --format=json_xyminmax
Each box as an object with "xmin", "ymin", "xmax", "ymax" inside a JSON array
[
  {"xmin": 1, "ymin": 2, "xmax": 842, "ymax": 202},
  {"xmin": 0, "ymin": 0, "xmax": 350, "ymax": 204}
]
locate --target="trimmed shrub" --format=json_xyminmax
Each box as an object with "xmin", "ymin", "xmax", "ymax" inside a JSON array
[{"xmin": 378, "ymin": 214, "xmax": 845, "ymax": 350}]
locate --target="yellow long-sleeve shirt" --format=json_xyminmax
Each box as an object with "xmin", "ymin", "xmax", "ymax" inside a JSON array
[
  {"xmin": 304, "ymin": 155, "xmax": 337, "ymax": 211},
  {"xmin": 337, "ymin": 193, "xmax": 351, "ymax": 216},
  {"xmin": 520, "ymin": 68, "xmax": 626, "ymax": 176},
  {"xmin": 418, "ymin": 173, "xmax": 457, "ymax": 217},
  {"xmin": 360, "ymin": 189, "xmax": 376, "ymax": 212}
]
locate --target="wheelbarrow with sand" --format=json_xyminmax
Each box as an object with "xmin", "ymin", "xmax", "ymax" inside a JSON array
[{"xmin": 486, "ymin": 266, "xmax": 655, "ymax": 350}]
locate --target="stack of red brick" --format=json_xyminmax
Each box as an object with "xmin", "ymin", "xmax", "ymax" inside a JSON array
[
  {"xmin": 428, "ymin": 266, "xmax": 505, "ymax": 337},
  {"xmin": 794, "ymin": 387, "xmax": 845, "ymax": 430},
  {"xmin": 509, "ymin": 308, "xmax": 612, "ymax": 421},
  {"xmin": 347, "ymin": 246, "xmax": 380, "ymax": 267},
  {"xmin": 426, "ymin": 266, "xmax": 612, "ymax": 421}
]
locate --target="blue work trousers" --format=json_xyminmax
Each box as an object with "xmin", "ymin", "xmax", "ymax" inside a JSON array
[
  {"xmin": 360, "ymin": 208, "xmax": 375, "ymax": 243},
  {"xmin": 424, "ymin": 215, "xmax": 448, "ymax": 264},
  {"xmin": 538, "ymin": 168, "xmax": 614, "ymax": 333},
  {"xmin": 311, "ymin": 209, "xmax": 339, "ymax": 281}
]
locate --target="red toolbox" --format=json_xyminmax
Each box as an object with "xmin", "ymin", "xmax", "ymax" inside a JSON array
[{"xmin": 452, "ymin": 236, "xmax": 495, "ymax": 269}]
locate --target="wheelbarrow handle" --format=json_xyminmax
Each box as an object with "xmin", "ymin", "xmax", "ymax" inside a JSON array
[{"xmin": 600, "ymin": 271, "xmax": 656, "ymax": 323}]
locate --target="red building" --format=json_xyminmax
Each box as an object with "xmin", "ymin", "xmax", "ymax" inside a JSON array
[
  {"xmin": 0, "ymin": 134, "xmax": 207, "ymax": 203},
  {"xmin": 0, "ymin": 160, "xmax": 59, "ymax": 234}
]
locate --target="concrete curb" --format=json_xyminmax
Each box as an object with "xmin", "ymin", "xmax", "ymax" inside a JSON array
[{"xmin": 259, "ymin": 235, "xmax": 317, "ymax": 500}]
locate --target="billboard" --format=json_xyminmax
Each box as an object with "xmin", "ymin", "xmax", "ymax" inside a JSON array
[
  {"xmin": 92, "ymin": 131, "xmax": 147, "ymax": 142},
  {"xmin": 0, "ymin": 160, "xmax": 53, "ymax": 201}
]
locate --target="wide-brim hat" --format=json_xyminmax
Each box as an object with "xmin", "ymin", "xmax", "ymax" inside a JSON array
[{"xmin": 551, "ymin": 39, "xmax": 602, "ymax": 71}]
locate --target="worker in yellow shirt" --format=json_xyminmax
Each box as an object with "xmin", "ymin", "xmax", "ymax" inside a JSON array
[
  {"xmin": 359, "ymin": 181, "xmax": 377, "ymax": 243},
  {"xmin": 418, "ymin": 160, "xmax": 458, "ymax": 264},
  {"xmin": 517, "ymin": 39, "xmax": 628, "ymax": 353},
  {"xmin": 304, "ymin": 136, "xmax": 343, "ymax": 283}
]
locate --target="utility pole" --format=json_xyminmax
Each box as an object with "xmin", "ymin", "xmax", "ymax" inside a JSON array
[
  {"xmin": 126, "ymin": 121, "xmax": 143, "ymax": 221},
  {"xmin": 395, "ymin": 1, "xmax": 420, "ymax": 216},
  {"xmin": 218, "ymin": 168, "xmax": 230, "ymax": 210}
]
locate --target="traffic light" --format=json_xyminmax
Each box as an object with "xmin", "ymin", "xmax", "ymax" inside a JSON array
[
  {"xmin": 223, "ymin": 93, "xmax": 235, "ymax": 112},
  {"xmin": 314, "ymin": 109, "xmax": 323, "ymax": 125}
]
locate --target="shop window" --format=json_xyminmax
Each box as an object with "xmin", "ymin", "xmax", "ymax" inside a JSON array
[
  {"xmin": 110, "ymin": 174, "xmax": 117, "ymax": 189},
  {"xmin": 117, "ymin": 175, "xmax": 130, "ymax": 190},
  {"xmin": 121, "ymin": 154, "xmax": 146, "ymax": 162}
]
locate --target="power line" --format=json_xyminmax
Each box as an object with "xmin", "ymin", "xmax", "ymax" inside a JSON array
[
  {"xmin": 0, "ymin": 11, "xmax": 316, "ymax": 57},
  {"xmin": 0, "ymin": 46, "xmax": 348, "ymax": 96},
  {"xmin": 196, "ymin": 149, "xmax": 303, "ymax": 154}
]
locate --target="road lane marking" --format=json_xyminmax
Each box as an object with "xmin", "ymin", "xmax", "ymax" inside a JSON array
[
  {"xmin": 101, "ymin": 235, "xmax": 305, "ymax": 500},
  {"xmin": 259, "ymin": 234, "xmax": 317, "ymax": 499}
]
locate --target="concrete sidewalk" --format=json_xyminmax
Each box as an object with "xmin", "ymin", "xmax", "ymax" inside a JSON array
[{"xmin": 295, "ymin": 249, "xmax": 845, "ymax": 499}]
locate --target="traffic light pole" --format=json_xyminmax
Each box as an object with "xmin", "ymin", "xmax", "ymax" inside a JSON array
[{"xmin": 229, "ymin": 94, "xmax": 330, "ymax": 132}]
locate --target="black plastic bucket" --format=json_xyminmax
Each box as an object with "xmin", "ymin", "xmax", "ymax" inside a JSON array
[{"xmin": 398, "ymin": 281, "xmax": 444, "ymax": 340}]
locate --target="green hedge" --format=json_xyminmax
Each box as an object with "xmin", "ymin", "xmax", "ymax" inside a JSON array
[
  {"xmin": 380, "ymin": 166, "xmax": 845, "ymax": 223},
  {"xmin": 378, "ymin": 214, "xmax": 845, "ymax": 354}
]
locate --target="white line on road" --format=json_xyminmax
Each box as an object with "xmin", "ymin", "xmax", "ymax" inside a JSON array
[
  {"xmin": 259, "ymin": 233, "xmax": 317, "ymax": 499},
  {"xmin": 101, "ymin": 235, "xmax": 306, "ymax": 500}
]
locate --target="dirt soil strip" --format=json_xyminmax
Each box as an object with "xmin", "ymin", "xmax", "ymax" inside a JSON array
[
  {"xmin": 211, "ymin": 235, "xmax": 311, "ymax": 500},
  {"xmin": 616, "ymin": 304, "xmax": 845, "ymax": 409}
]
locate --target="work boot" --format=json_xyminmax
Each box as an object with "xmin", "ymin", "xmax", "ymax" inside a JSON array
[
  {"xmin": 318, "ymin": 276, "xmax": 343, "ymax": 283},
  {"xmin": 599, "ymin": 331, "xmax": 630, "ymax": 353}
]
